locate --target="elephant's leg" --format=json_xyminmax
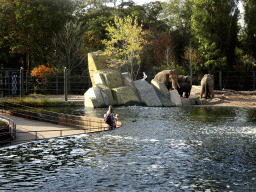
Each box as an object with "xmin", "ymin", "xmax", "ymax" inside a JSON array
[
  {"xmin": 200, "ymin": 86, "xmax": 205, "ymax": 98},
  {"xmin": 185, "ymin": 91, "xmax": 189, "ymax": 98},
  {"xmin": 209, "ymin": 86, "xmax": 214, "ymax": 98}
]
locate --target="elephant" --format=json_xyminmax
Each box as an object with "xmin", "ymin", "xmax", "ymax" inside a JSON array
[
  {"xmin": 200, "ymin": 74, "xmax": 214, "ymax": 98},
  {"xmin": 154, "ymin": 70, "xmax": 179, "ymax": 90},
  {"xmin": 177, "ymin": 75, "xmax": 192, "ymax": 98}
]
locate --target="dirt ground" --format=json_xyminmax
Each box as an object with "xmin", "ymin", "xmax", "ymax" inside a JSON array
[{"xmin": 190, "ymin": 86, "xmax": 256, "ymax": 108}]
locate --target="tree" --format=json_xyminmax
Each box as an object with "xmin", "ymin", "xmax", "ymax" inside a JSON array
[
  {"xmin": 0, "ymin": 0, "xmax": 75, "ymax": 69},
  {"xmin": 161, "ymin": 0, "xmax": 194, "ymax": 64},
  {"xmin": 102, "ymin": 15, "xmax": 145, "ymax": 80},
  {"xmin": 31, "ymin": 65, "xmax": 55, "ymax": 93},
  {"xmin": 242, "ymin": 0, "xmax": 256, "ymax": 59},
  {"xmin": 183, "ymin": 43, "xmax": 201, "ymax": 79},
  {"xmin": 191, "ymin": 0, "xmax": 239, "ymax": 72},
  {"xmin": 53, "ymin": 20, "xmax": 87, "ymax": 74},
  {"xmin": 140, "ymin": 27, "xmax": 176, "ymax": 74}
]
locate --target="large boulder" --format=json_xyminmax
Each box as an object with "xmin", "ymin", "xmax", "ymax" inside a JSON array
[
  {"xmin": 181, "ymin": 98, "xmax": 192, "ymax": 106},
  {"xmin": 84, "ymin": 85, "xmax": 106, "ymax": 108},
  {"xmin": 88, "ymin": 50, "xmax": 108, "ymax": 86},
  {"xmin": 134, "ymin": 79, "xmax": 162, "ymax": 107},
  {"xmin": 93, "ymin": 72, "xmax": 107, "ymax": 86},
  {"xmin": 151, "ymin": 79, "xmax": 173, "ymax": 107},
  {"xmin": 96, "ymin": 84, "xmax": 116, "ymax": 105},
  {"xmin": 189, "ymin": 97, "xmax": 201, "ymax": 105},
  {"xmin": 169, "ymin": 90, "xmax": 182, "ymax": 107},
  {"xmin": 122, "ymin": 72, "xmax": 141, "ymax": 103},
  {"xmin": 111, "ymin": 86, "xmax": 140, "ymax": 106},
  {"xmin": 99, "ymin": 69, "xmax": 123, "ymax": 88}
]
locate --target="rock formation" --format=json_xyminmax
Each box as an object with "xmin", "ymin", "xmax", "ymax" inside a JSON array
[{"xmin": 85, "ymin": 50, "xmax": 201, "ymax": 108}]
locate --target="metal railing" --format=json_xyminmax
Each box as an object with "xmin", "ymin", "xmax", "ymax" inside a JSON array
[
  {"xmin": 0, "ymin": 102, "xmax": 120, "ymax": 145},
  {"xmin": 0, "ymin": 115, "xmax": 16, "ymax": 145},
  {"xmin": 0, "ymin": 102, "xmax": 110, "ymax": 130}
]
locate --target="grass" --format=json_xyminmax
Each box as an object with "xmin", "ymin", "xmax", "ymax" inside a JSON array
[{"xmin": 0, "ymin": 97, "xmax": 73, "ymax": 107}]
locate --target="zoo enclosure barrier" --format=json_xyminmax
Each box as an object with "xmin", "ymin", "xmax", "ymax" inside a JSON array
[
  {"xmin": 0, "ymin": 69, "xmax": 255, "ymax": 97},
  {"xmin": 0, "ymin": 102, "xmax": 115, "ymax": 144},
  {"xmin": 0, "ymin": 114, "xmax": 16, "ymax": 145}
]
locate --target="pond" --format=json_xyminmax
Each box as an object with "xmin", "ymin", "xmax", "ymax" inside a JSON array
[{"xmin": 0, "ymin": 106, "xmax": 256, "ymax": 191}]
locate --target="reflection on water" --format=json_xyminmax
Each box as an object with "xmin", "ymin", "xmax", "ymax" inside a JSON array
[{"xmin": 0, "ymin": 106, "xmax": 256, "ymax": 191}]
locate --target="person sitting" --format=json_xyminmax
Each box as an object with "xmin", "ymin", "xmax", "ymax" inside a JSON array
[{"xmin": 104, "ymin": 105, "xmax": 118, "ymax": 130}]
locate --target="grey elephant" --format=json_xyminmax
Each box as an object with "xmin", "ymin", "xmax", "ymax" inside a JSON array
[
  {"xmin": 200, "ymin": 74, "xmax": 214, "ymax": 98},
  {"xmin": 177, "ymin": 75, "xmax": 192, "ymax": 98},
  {"xmin": 154, "ymin": 70, "xmax": 179, "ymax": 90}
]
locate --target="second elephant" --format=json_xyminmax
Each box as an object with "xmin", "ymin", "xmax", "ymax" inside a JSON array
[
  {"xmin": 200, "ymin": 74, "xmax": 214, "ymax": 98},
  {"xmin": 177, "ymin": 75, "xmax": 192, "ymax": 98},
  {"xmin": 154, "ymin": 70, "xmax": 179, "ymax": 90}
]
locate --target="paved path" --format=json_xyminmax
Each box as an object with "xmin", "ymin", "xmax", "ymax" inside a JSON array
[
  {"xmin": 1, "ymin": 114, "xmax": 92, "ymax": 147},
  {"xmin": 0, "ymin": 95, "xmax": 123, "ymax": 147}
]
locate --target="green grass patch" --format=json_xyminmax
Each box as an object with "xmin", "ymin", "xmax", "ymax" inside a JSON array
[{"xmin": 0, "ymin": 97, "xmax": 69, "ymax": 107}]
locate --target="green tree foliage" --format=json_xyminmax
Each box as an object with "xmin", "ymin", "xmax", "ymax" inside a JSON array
[
  {"xmin": 161, "ymin": 0, "xmax": 194, "ymax": 65},
  {"xmin": 102, "ymin": 15, "xmax": 145, "ymax": 79},
  {"xmin": 191, "ymin": 0, "xmax": 239, "ymax": 72},
  {"xmin": 0, "ymin": 0, "xmax": 75, "ymax": 69},
  {"xmin": 242, "ymin": 0, "xmax": 256, "ymax": 59}
]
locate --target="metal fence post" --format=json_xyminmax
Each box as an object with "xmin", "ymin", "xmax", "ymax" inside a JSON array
[
  {"xmin": 64, "ymin": 67, "xmax": 68, "ymax": 101},
  {"xmin": 20, "ymin": 67, "xmax": 24, "ymax": 98},
  {"xmin": 219, "ymin": 71, "xmax": 222, "ymax": 90},
  {"xmin": 56, "ymin": 72, "xmax": 58, "ymax": 95},
  {"xmin": 26, "ymin": 71, "xmax": 28, "ymax": 94},
  {"xmin": 253, "ymin": 71, "xmax": 255, "ymax": 91}
]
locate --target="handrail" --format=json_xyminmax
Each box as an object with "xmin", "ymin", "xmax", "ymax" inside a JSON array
[
  {"xmin": 0, "ymin": 102, "xmax": 120, "ymax": 131},
  {"xmin": 0, "ymin": 114, "xmax": 16, "ymax": 145}
]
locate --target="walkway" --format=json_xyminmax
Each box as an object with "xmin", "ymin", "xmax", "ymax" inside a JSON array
[{"xmin": 0, "ymin": 114, "xmax": 86, "ymax": 147}]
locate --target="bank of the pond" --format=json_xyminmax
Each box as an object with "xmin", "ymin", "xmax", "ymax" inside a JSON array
[{"xmin": 0, "ymin": 94, "xmax": 84, "ymax": 107}]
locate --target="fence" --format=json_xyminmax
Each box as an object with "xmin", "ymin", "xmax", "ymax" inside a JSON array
[
  {"xmin": 0, "ymin": 68, "xmax": 255, "ymax": 98},
  {"xmin": 0, "ymin": 68, "xmax": 92, "ymax": 97},
  {"xmin": 0, "ymin": 102, "xmax": 121, "ymax": 144},
  {"xmin": 0, "ymin": 114, "xmax": 16, "ymax": 145}
]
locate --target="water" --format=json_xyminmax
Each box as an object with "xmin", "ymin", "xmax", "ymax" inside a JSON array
[{"xmin": 1, "ymin": 106, "xmax": 256, "ymax": 191}]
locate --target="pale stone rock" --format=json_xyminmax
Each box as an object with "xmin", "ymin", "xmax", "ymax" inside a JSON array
[
  {"xmin": 189, "ymin": 97, "xmax": 201, "ymax": 105},
  {"xmin": 134, "ymin": 79, "xmax": 162, "ymax": 107},
  {"xmin": 122, "ymin": 72, "xmax": 141, "ymax": 103},
  {"xmin": 101, "ymin": 90, "xmax": 109, "ymax": 106},
  {"xmin": 84, "ymin": 86, "xmax": 106, "ymax": 108},
  {"xmin": 93, "ymin": 72, "xmax": 107, "ymax": 86},
  {"xmin": 96, "ymin": 84, "xmax": 116, "ymax": 105},
  {"xmin": 101, "ymin": 69, "xmax": 123, "ymax": 88},
  {"xmin": 111, "ymin": 86, "xmax": 140, "ymax": 106},
  {"xmin": 181, "ymin": 98, "xmax": 191, "ymax": 106},
  {"xmin": 169, "ymin": 90, "xmax": 182, "ymax": 107},
  {"xmin": 151, "ymin": 79, "xmax": 170, "ymax": 98},
  {"xmin": 154, "ymin": 88, "xmax": 174, "ymax": 107},
  {"xmin": 88, "ymin": 50, "xmax": 108, "ymax": 86}
]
